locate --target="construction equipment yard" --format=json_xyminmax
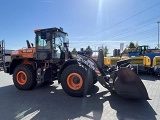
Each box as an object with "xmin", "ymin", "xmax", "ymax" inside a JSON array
[
  {"xmin": 1, "ymin": 0, "xmax": 160, "ymax": 120},
  {"xmin": 0, "ymin": 71, "xmax": 159, "ymax": 120}
]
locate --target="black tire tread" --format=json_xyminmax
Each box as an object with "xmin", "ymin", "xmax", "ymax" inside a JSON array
[
  {"xmin": 13, "ymin": 64, "xmax": 37, "ymax": 90},
  {"xmin": 60, "ymin": 64, "xmax": 93, "ymax": 97}
]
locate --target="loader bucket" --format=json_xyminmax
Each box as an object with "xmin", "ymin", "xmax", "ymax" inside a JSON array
[{"xmin": 114, "ymin": 67, "xmax": 150, "ymax": 100}]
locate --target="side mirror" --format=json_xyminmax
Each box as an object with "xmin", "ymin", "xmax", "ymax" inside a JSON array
[{"xmin": 64, "ymin": 43, "xmax": 68, "ymax": 47}]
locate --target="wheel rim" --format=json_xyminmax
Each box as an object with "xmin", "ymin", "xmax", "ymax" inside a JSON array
[
  {"xmin": 67, "ymin": 73, "xmax": 83, "ymax": 90},
  {"xmin": 16, "ymin": 71, "xmax": 27, "ymax": 85}
]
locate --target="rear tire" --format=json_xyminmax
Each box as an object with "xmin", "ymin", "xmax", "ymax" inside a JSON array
[
  {"xmin": 60, "ymin": 64, "xmax": 93, "ymax": 97},
  {"xmin": 13, "ymin": 64, "xmax": 37, "ymax": 90}
]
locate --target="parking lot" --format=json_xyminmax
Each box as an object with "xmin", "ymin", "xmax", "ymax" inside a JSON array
[{"xmin": 0, "ymin": 71, "xmax": 160, "ymax": 120}]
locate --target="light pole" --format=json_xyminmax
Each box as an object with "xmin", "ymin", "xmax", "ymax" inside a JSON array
[{"xmin": 157, "ymin": 21, "xmax": 160, "ymax": 49}]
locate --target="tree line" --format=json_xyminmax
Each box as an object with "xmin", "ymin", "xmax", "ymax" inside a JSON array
[
  {"xmin": 72, "ymin": 45, "xmax": 109, "ymax": 57},
  {"xmin": 126, "ymin": 41, "xmax": 139, "ymax": 48},
  {"xmin": 71, "ymin": 41, "xmax": 140, "ymax": 56}
]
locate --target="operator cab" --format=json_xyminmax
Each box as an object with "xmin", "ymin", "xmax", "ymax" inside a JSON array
[
  {"xmin": 34, "ymin": 28, "xmax": 69, "ymax": 62},
  {"xmin": 137, "ymin": 45, "xmax": 149, "ymax": 55}
]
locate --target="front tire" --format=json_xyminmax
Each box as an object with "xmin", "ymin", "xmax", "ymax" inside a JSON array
[
  {"xmin": 60, "ymin": 64, "xmax": 93, "ymax": 97},
  {"xmin": 13, "ymin": 64, "xmax": 37, "ymax": 90}
]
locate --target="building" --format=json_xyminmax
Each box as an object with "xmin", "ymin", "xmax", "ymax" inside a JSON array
[{"xmin": 113, "ymin": 49, "xmax": 120, "ymax": 57}]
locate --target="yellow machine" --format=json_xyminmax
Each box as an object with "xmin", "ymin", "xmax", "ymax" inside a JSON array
[
  {"xmin": 104, "ymin": 56, "xmax": 151, "ymax": 74},
  {"xmin": 131, "ymin": 56, "xmax": 151, "ymax": 66},
  {"xmin": 104, "ymin": 56, "xmax": 130, "ymax": 66},
  {"xmin": 152, "ymin": 56, "xmax": 160, "ymax": 75},
  {"xmin": 152, "ymin": 56, "xmax": 160, "ymax": 66},
  {"xmin": 130, "ymin": 56, "xmax": 151, "ymax": 74},
  {"xmin": 104, "ymin": 57, "xmax": 121, "ymax": 66}
]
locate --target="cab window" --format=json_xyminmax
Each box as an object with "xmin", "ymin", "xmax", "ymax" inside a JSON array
[{"xmin": 37, "ymin": 33, "xmax": 50, "ymax": 49}]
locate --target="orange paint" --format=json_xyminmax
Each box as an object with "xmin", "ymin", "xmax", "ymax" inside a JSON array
[
  {"xmin": 16, "ymin": 71, "xmax": 27, "ymax": 85},
  {"xmin": 34, "ymin": 29, "xmax": 41, "ymax": 33},
  {"xmin": 67, "ymin": 73, "xmax": 83, "ymax": 90},
  {"xmin": 11, "ymin": 48, "xmax": 35, "ymax": 58}
]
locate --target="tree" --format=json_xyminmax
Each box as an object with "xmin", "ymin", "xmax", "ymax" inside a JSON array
[
  {"xmin": 85, "ymin": 46, "xmax": 93, "ymax": 56},
  {"xmin": 128, "ymin": 42, "xmax": 136, "ymax": 48},
  {"xmin": 86, "ymin": 45, "xmax": 92, "ymax": 51},
  {"xmin": 72, "ymin": 48, "xmax": 77, "ymax": 53},
  {"xmin": 103, "ymin": 46, "xmax": 109, "ymax": 57}
]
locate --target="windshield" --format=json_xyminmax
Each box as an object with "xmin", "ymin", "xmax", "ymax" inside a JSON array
[
  {"xmin": 52, "ymin": 32, "xmax": 67, "ymax": 58},
  {"xmin": 36, "ymin": 31, "xmax": 68, "ymax": 58}
]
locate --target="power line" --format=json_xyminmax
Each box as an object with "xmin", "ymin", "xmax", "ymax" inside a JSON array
[
  {"xmin": 69, "ymin": 2, "xmax": 160, "ymax": 50},
  {"xmin": 75, "ymin": 1, "xmax": 160, "ymax": 41},
  {"xmin": 106, "ymin": 27, "xmax": 157, "ymax": 40},
  {"xmin": 114, "ymin": 29, "xmax": 157, "ymax": 41},
  {"xmin": 75, "ymin": 14, "xmax": 160, "ymax": 42},
  {"xmin": 70, "ymin": 27, "xmax": 157, "ymax": 49},
  {"xmin": 93, "ymin": 1, "xmax": 160, "ymax": 36},
  {"xmin": 103, "ymin": 15, "xmax": 160, "ymax": 39},
  {"xmin": 72, "ymin": 27, "xmax": 157, "ymax": 43}
]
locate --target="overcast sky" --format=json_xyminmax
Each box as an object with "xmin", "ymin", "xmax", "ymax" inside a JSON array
[{"xmin": 0, "ymin": 0, "xmax": 160, "ymax": 55}]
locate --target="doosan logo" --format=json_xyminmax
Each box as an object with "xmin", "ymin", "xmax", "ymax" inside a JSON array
[{"xmin": 22, "ymin": 50, "xmax": 33, "ymax": 53}]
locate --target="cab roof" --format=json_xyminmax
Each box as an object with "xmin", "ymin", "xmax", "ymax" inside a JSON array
[{"xmin": 34, "ymin": 27, "xmax": 67, "ymax": 34}]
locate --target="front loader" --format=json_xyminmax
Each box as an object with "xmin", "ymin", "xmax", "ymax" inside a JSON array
[
  {"xmin": 3, "ymin": 27, "xmax": 150, "ymax": 100},
  {"xmin": 68, "ymin": 50, "xmax": 150, "ymax": 100}
]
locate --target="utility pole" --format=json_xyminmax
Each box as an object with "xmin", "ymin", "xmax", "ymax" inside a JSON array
[{"xmin": 157, "ymin": 21, "xmax": 160, "ymax": 49}]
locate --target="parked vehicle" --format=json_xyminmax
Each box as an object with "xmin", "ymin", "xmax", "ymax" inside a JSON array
[{"xmin": 3, "ymin": 27, "xmax": 150, "ymax": 100}]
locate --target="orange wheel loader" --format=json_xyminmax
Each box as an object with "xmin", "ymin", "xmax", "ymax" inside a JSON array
[{"xmin": 3, "ymin": 27, "xmax": 150, "ymax": 100}]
